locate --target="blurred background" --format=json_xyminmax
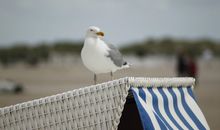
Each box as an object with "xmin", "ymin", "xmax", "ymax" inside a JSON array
[{"xmin": 0, "ymin": 0, "xmax": 219, "ymax": 129}]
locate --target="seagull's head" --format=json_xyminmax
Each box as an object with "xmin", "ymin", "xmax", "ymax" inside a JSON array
[{"xmin": 86, "ymin": 26, "xmax": 104, "ymax": 38}]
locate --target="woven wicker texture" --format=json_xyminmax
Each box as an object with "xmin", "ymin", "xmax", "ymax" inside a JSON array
[
  {"xmin": 0, "ymin": 78, "xmax": 130, "ymax": 130},
  {"xmin": 0, "ymin": 77, "xmax": 194, "ymax": 130}
]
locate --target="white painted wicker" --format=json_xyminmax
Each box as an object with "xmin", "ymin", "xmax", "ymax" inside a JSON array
[{"xmin": 0, "ymin": 77, "xmax": 195, "ymax": 130}]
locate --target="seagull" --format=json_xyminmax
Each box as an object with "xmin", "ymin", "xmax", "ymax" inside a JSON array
[{"xmin": 81, "ymin": 26, "xmax": 130, "ymax": 84}]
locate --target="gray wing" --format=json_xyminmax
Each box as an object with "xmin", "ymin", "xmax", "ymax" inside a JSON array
[{"xmin": 106, "ymin": 43, "xmax": 125, "ymax": 67}]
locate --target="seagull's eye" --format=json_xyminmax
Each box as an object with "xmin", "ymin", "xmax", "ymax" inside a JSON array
[{"xmin": 90, "ymin": 29, "xmax": 93, "ymax": 32}]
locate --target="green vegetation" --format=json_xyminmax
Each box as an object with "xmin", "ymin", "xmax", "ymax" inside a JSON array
[
  {"xmin": 0, "ymin": 41, "xmax": 82, "ymax": 66},
  {"xmin": 52, "ymin": 41, "xmax": 83, "ymax": 55},
  {"xmin": 121, "ymin": 38, "xmax": 220, "ymax": 57},
  {"xmin": 0, "ymin": 38, "xmax": 219, "ymax": 66}
]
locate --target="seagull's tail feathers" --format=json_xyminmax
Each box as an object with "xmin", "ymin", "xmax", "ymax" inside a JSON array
[{"xmin": 121, "ymin": 61, "xmax": 131, "ymax": 69}]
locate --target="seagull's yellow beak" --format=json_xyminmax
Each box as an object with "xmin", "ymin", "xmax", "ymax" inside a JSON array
[{"xmin": 96, "ymin": 31, "xmax": 104, "ymax": 37}]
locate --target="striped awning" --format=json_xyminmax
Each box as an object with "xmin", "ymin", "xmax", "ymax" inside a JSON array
[{"xmin": 131, "ymin": 86, "xmax": 210, "ymax": 130}]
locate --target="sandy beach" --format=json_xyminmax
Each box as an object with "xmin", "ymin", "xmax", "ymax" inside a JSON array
[{"xmin": 0, "ymin": 56, "xmax": 219, "ymax": 129}]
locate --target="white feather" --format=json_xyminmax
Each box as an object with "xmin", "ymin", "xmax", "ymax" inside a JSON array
[{"xmin": 81, "ymin": 26, "xmax": 129, "ymax": 74}]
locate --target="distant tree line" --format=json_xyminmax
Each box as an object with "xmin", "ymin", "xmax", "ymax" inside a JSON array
[
  {"xmin": 121, "ymin": 38, "xmax": 220, "ymax": 57},
  {"xmin": 0, "ymin": 38, "xmax": 219, "ymax": 66},
  {"xmin": 0, "ymin": 41, "xmax": 83, "ymax": 67}
]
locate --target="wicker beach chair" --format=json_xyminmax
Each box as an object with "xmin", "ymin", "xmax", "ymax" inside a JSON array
[{"xmin": 0, "ymin": 77, "xmax": 209, "ymax": 130}]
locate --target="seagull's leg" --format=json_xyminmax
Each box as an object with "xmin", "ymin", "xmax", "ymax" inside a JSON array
[
  {"xmin": 94, "ymin": 74, "xmax": 97, "ymax": 85},
  {"xmin": 110, "ymin": 71, "xmax": 113, "ymax": 80}
]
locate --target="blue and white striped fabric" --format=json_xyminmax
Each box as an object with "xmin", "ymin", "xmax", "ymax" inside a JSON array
[{"xmin": 131, "ymin": 86, "xmax": 210, "ymax": 130}]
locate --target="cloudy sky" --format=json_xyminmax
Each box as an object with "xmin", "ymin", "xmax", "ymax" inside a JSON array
[{"xmin": 0, "ymin": 0, "xmax": 220, "ymax": 46}]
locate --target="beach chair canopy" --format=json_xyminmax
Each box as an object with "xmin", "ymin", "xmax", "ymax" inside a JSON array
[{"xmin": 0, "ymin": 77, "xmax": 209, "ymax": 130}]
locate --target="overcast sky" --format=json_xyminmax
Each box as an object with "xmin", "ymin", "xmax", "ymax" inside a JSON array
[{"xmin": 0, "ymin": 0, "xmax": 220, "ymax": 46}]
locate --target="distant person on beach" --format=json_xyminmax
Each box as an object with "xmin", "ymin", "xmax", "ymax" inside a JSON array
[
  {"xmin": 176, "ymin": 50, "xmax": 198, "ymax": 79},
  {"xmin": 202, "ymin": 49, "xmax": 213, "ymax": 68},
  {"xmin": 187, "ymin": 55, "xmax": 198, "ymax": 79},
  {"xmin": 177, "ymin": 50, "xmax": 188, "ymax": 77}
]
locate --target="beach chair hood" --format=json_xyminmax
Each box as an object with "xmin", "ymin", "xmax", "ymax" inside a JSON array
[{"xmin": 0, "ymin": 77, "xmax": 209, "ymax": 130}]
